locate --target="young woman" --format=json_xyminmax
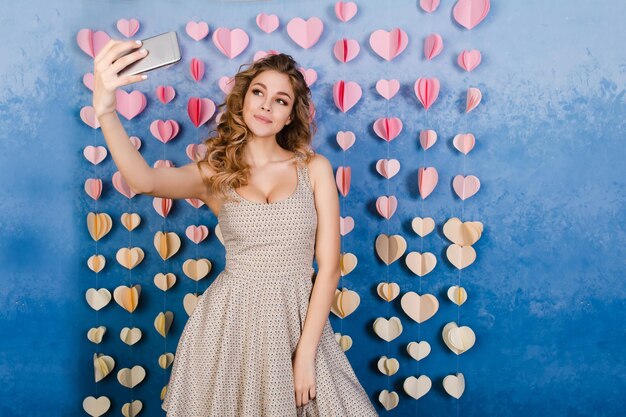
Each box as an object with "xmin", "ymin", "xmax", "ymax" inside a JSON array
[{"xmin": 93, "ymin": 39, "xmax": 378, "ymax": 416}]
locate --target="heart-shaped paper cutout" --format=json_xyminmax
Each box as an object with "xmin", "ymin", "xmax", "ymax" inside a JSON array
[
  {"xmin": 183, "ymin": 293, "xmax": 199, "ymax": 316},
  {"xmin": 116, "ymin": 247, "xmax": 144, "ymax": 269},
  {"xmin": 411, "ymin": 217, "xmax": 435, "ymax": 237},
  {"xmin": 373, "ymin": 317, "xmax": 403, "ymax": 342},
  {"xmin": 443, "ymin": 217, "xmax": 483, "ymax": 246},
  {"xmin": 407, "ymin": 340, "xmax": 431, "ymax": 361},
  {"xmin": 331, "ymin": 288, "xmax": 360, "ymax": 318},
  {"xmin": 113, "ymin": 285, "xmax": 141, "ymax": 313},
  {"xmin": 403, "ymin": 375, "xmax": 431, "ymax": 400},
  {"xmin": 377, "ymin": 282, "xmax": 400, "ymax": 302},
  {"xmin": 93, "ymin": 353, "xmax": 115, "ymax": 382},
  {"xmin": 154, "ymin": 311, "xmax": 174, "ymax": 337},
  {"xmin": 443, "ymin": 373, "xmax": 466, "ymax": 398},
  {"xmin": 377, "ymin": 356, "xmax": 400, "ymax": 376},
  {"xmin": 87, "ymin": 326, "xmax": 106, "ymax": 344},
  {"xmin": 117, "ymin": 365, "xmax": 146, "ymax": 388},
  {"xmin": 120, "ymin": 327, "xmax": 142, "ymax": 346},
  {"xmin": 87, "ymin": 212, "xmax": 112, "ymax": 241},
  {"xmin": 182, "ymin": 258, "xmax": 212, "ymax": 281},
  {"xmin": 400, "ymin": 292, "xmax": 439, "ymax": 323},
  {"xmin": 154, "ymin": 272, "xmax": 176, "ymax": 291},
  {"xmin": 378, "ymin": 389, "xmax": 399, "ymax": 411},
  {"xmin": 448, "ymin": 285, "xmax": 468, "ymax": 305},
  {"xmin": 256, "ymin": 13, "xmax": 279, "ymax": 34},
  {"xmin": 154, "ymin": 231, "xmax": 181, "ymax": 260},
  {"xmin": 83, "ymin": 395, "xmax": 111, "ymax": 417},
  {"xmin": 286, "ymin": 17, "xmax": 324, "ymax": 49},
  {"xmin": 375, "ymin": 234, "xmax": 407, "ymax": 265},
  {"xmin": 446, "ymin": 244, "xmax": 476, "ymax": 269},
  {"xmin": 87, "ymin": 254, "xmax": 106, "ymax": 273},
  {"xmin": 340, "ymin": 252, "xmax": 357, "ymax": 275},
  {"xmin": 405, "ymin": 252, "xmax": 437, "ymax": 276},
  {"xmin": 85, "ymin": 288, "xmax": 111, "ymax": 311}
]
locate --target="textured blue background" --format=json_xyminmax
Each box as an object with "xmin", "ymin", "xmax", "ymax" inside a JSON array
[{"xmin": 0, "ymin": 0, "xmax": 624, "ymax": 416}]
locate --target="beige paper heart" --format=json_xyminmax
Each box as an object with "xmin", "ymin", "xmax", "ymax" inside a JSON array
[
  {"xmin": 154, "ymin": 272, "xmax": 176, "ymax": 291},
  {"xmin": 405, "ymin": 252, "xmax": 437, "ymax": 277},
  {"xmin": 407, "ymin": 341, "xmax": 431, "ymax": 361},
  {"xmin": 443, "ymin": 217, "xmax": 483, "ymax": 246},
  {"xmin": 373, "ymin": 317, "xmax": 403, "ymax": 342},
  {"xmin": 442, "ymin": 322, "xmax": 476, "ymax": 354},
  {"xmin": 113, "ymin": 285, "xmax": 141, "ymax": 313},
  {"xmin": 93, "ymin": 353, "xmax": 115, "ymax": 383},
  {"xmin": 154, "ymin": 231, "xmax": 181, "ymax": 261},
  {"xmin": 121, "ymin": 400, "xmax": 142, "ymax": 417},
  {"xmin": 377, "ymin": 356, "xmax": 400, "ymax": 376},
  {"xmin": 117, "ymin": 365, "xmax": 146, "ymax": 388},
  {"xmin": 340, "ymin": 252, "xmax": 357, "ymax": 275},
  {"xmin": 400, "ymin": 292, "xmax": 439, "ymax": 323},
  {"xmin": 183, "ymin": 293, "xmax": 200, "ymax": 316},
  {"xmin": 121, "ymin": 212, "xmax": 141, "ymax": 231},
  {"xmin": 120, "ymin": 327, "xmax": 142, "ymax": 346},
  {"xmin": 82, "ymin": 395, "xmax": 111, "ymax": 417},
  {"xmin": 446, "ymin": 244, "xmax": 476, "ymax": 269},
  {"xmin": 378, "ymin": 389, "xmax": 399, "ymax": 411},
  {"xmin": 116, "ymin": 247, "xmax": 144, "ymax": 269},
  {"xmin": 411, "ymin": 217, "xmax": 435, "ymax": 237},
  {"xmin": 87, "ymin": 212, "xmax": 112, "ymax": 241},
  {"xmin": 160, "ymin": 385, "xmax": 168, "ymax": 401},
  {"xmin": 87, "ymin": 326, "xmax": 106, "ymax": 344},
  {"xmin": 403, "ymin": 375, "xmax": 431, "ymax": 400},
  {"xmin": 158, "ymin": 353, "xmax": 174, "ymax": 369},
  {"xmin": 87, "ymin": 254, "xmax": 106, "ymax": 273},
  {"xmin": 85, "ymin": 288, "xmax": 111, "ymax": 311},
  {"xmin": 334, "ymin": 333, "xmax": 353, "ymax": 351},
  {"xmin": 330, "ymin": 288, "xmax": 360, "ymax": 318},
  {"xmin": 447, "ymin": 285, "xmax": 468, "ymax": 305},
  {"xmin": 443, "ymin": 373, "xmax": 465, "ymax": 399},
  {"xmin": 375, "ymin": 234, "xmax": 407, "ymax": 265},
  {"xmin": 215, "ymin": 223, "xmax": 224, "ymax": 246},
  {"xmin": 182, "ymin": 258, "xmax": 212, "ymax": 281},
  {"xmin": 377, "ymin": 282, "xmax": 400, "ymax": 302},
  {"xmin": 154, "ymin": 311, "xmax": 174, "ymax": 337}
]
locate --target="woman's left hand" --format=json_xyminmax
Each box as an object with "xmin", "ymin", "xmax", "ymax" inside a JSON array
[{"xmin": 292, "ymin": 350, "xmax": 317, "ymax": 407}]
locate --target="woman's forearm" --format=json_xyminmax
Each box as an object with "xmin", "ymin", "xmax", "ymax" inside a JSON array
[
  {"xmin": 295, "ymin": 269, "xmax": 341, "ymax": 359},
  {"xmin": 98, "ymin": 111, "xmax": 153, "ymax": 193}
]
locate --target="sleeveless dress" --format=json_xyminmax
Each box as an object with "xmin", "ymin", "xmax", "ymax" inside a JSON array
[{"xmin": 162, "ymin": 156, "xmax": 379, "ymax": 416}]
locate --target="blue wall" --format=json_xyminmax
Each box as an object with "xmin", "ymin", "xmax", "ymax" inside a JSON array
[{"xmin": 1, "ymin": 0, "xmax": 624, "ymax": 416}]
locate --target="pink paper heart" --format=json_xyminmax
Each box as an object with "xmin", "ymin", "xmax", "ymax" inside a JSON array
[
  {"xmin": 186, "ymin": 143, "xmax": 207, "ymax": 162},
  {"xmin": 373, "ymin": 117, "xmax": 403, "ymax": 141},
  {"xmin": 453, "ymin": 0, "xmax": 490, "ymax": 30},
  {"xmin": 83, "ymin": 145, "xmax": 107, "ymax": 165},
  {"xmin": 150, "ymin": 120, "xmax": 180, "ymax": 143},
  {"xmin": 333, "ymin": 38, "xmax": 360, "ymax": 63},
  {"xmin": 83, "ymin": 73, "xmax": 94, "ymax": 91},
  {"xmin": 420, "ymin": 0, "xmax": 441, "ymax": 12},
  {"xmin": 116, "ymin": 18, "xmax": 140, "ymax": 38},
  {"xmin": 190, "ymin": 58, "xmax": 205, "ymax": 82},
  {"xmin": 287, "ymin": 17, "xmax": 324, "ymax": 49},
  {"xmin": 339, "ymin": 216, "xmax": 355, "ymax": 235},
  {"xmin": 212, "ymin": 27, "xmax": 249, "ymax": 59},
  {"xmin": 115, "ymin": 90, "xmax": 147, "ymax": 120},
  {"xmin": 336, "ymin": 131, "xmax": 355, "ymax": 150},
  {"xmin": 369, "ymin": 28, "xmax": 408, "ymax": 61},
  {"xmin": 154, "ymin": 159, "xmax": 173, "ymax": 168},
  {"xmin": 376, "ymin": 196, "xmax": 398, "ymax": 219},
  {"xmin": 375, "ymin": 79, "xmax": 400, "ymax": 100},
  {"xmin": 376, "ymin": 159, "xmax": 401, "ymax": 179},
  {"xmin": 414, "ymin": 77, "xmax": 440, "ymax": 110},
  {"xmin": 418, "ymin": 167, "xmax": 438, "ymax": 199},
  {"xmin": 424, "ymin": 33, "xmax": 443, "ymax": 60},
  {"xmin": 419, "ymin": 130, "xmax": 437, "ymax": 150},
  {"xmin": 187, "ymin": 97, "xmax": 216, "ymax": 128},
  {"xmin": 466, "ymin": 87, "xmax": 482, "ymax": 113},
  {"xmin": 335, "ymin": 166, "xmax": 351, "ymax": 197},
  {"xmin": 298, "ymin": 67, "xmax": 317, "ymax": 86},
  {"xmin": 80, "ymin": 106, "xmax": 100, "ymax": 129},
  {"xmin": 186, "ymin": 21, "xmax": 209, "ymax": 41},
  {"xmin": 156, "ymin": 86, "xmax": 176, "ymax": 104},
  {"xmin": 112, "ymin": 171, "xmax": 137, "ymax": 199},
  {"xmin": 76, "ymin": 29, "xmax": 110, "ymax": 58},
  {"xmin": 457, "ymin": 49, "xmax": 482, "ymax": 71},
  {"xmin": 129, "ymin": 136, "xmax": 141, "ymax": 150},
  {"xmin": 153, "ymin": 197, "xmax": 172, "ymax": 218},
  {"xmin": 186, "ymin": 225, "xmax": 209, "ymax": 244},
  {"xmin": 453, "ymin": 133, "xmax": 475, "ymax": 154},
  {"xmin": 453, "ymin": 174, "xmax": 480, "ymax": 200},
  {"xmin": 256, "ymin": 13, "xmax": 279, "ymax": 34},
  {"xmin": 254, "ymin": 49, "xmax": 280, "ymax": 62},
  {"xmin": 84, "ymin": 178, "xmax": 102, "ymax": 201},
  {"xmin": 218, "ymin": 76, "xmax": 235, "ymax": 94},
  {"xmin": 335, "ymin": 1, "xmax": 358, "ymax": 22},
  {"xmin": 186, "ymin": 198, "xmax": 204, "ymax": 209},
  {"xmin": 333, "ymin": 80, "xmax": 362, "ymax": 113}
]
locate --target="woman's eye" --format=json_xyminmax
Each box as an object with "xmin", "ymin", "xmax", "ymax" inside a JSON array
[
  {"xmin": 277, "ymin": 99, "xmax": 287, "ymax": 105},
  {"xmin": 253, "ymin": 89, "xmax": 262, "ymax": 96}
]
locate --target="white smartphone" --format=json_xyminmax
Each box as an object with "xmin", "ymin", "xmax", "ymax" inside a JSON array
[{"xmin": 118, "ymin": 31, "xmax": 181, "ymax": 77}]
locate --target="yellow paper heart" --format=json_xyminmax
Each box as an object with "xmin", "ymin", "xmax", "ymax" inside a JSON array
[
  {"xmin": 121, "ymin": 212, "xmax": 141, "ymax": 231},
  {"xmin": 154, "ymin": 311, "xmax": 174, "ymax": 337},
  {"xmin": 115, "ymin": 247, "xmax": 144, "ymax": 269},
  {"xmin": 377, "ymin": 356, "xmax": 400, "ymax": 376},
  {"xmin": 182, "ymin": 259, "xmax": 212, "ymax": 281},
  {"xmin": 340, "ymin": 252, "xmax": 357, "ymax": 275},
  {"xmin": 375, "ymin": 234, "xmax": 407, "ymax": 265},
  {"xmin": 446, "ymin": 244, "xmax": 476, "ymax": 269},
  {"xmin": 443, "ymin": 217, "xmax": 483, "ymax": 246},
  {"xmin": 183, "ymin": 293, "xmax": 200, "ymax": 316},
  {"xmin": 443, "ymin": 373, "xmax": 465, "ymax": 399},
  {"xmin": 117, "ymin": 365, "xmax": 146, "ymax": 389},
  {"xmin": 373, "ymin": 317, "xmax": 403, "ymax": 342},
  {"xmin": 113, "ymin": 285, "xmax": 141, "ymax": 313},
  {"xmin": 215, "ymin": 223, "xmax": 224, "ymax": 246},
  {"xmin": 121, "ymin": 400, "xmax": 142, "ymax": 417},
  {"xmin": 334, "ymin": 332, "xmax": 353, "ymax": 351},
  {"xmin": 87, "ymin": 326, "xmax": 106, "ymax": 344},
  {"xmin": 447, "ymin": 285, "xmax": 468, "ymax": 306},
  {"xmin": 87, "ymin": 255, "xmax": 106, "ymax": 273},
  {"xmin": 411, "ymin": 217, "xmax": 435, "ymax": 237},
  {"xmin": 82, "ymin": 395, "xmax": 111, "ymax": 417},
  {"xmin": 376, "ymin": 282, "xmax": 400, "ymax": 302},
  {"xmin": 87, "ymin": 212, "xmax": 112, "ymax": 241},
  {"xmin": 330, "ymin": 288, "xmax": 360, "ymax": 318},
  {"xmin": 154, "ymin": 272, "xmax": 176, "ymax": 291},
  {"xmin": 154, "ymin": 231, "xmax": 181, "ymax": 260},
  {"xmin": 120, "ymin": 327, "xmax": 142, "ymax": 346},
  {"xmin": 403, "ymin": 375, "xmax": 431, "ymax": 400},
  {"xmin": 158, "ymin": 353, "xmax": 175, "ymax": 369},
  {"xmin": 93, "ymin": 353, "xmax": 115, "ymax": 383},
  {"xmin": 406, "ymin": 341, "xmax": 431, "ymax": 361},
  {"xmin": 405, "ymin": 251, "xmax": 437, "ymax": 276},
  {"xmin": 378, "ymin": 389, "xmax": 399, "ymax": 411},
  {"xmin": 160, "ymin": 385, "xmax": 168, "ymax": 401},
  {"xmin": 400, "ymin": 292, "xmax": 439, "ymax": 323}
]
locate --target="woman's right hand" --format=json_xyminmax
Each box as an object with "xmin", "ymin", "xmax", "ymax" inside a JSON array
[{"xmin": 92, "ymin": 39, "xmax": 149, "ymax": 119}]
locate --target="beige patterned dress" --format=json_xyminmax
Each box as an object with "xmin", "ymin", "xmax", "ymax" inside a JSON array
[{"xmin": 162, "ymin": 156, "xmax": 379, "ymax": 416}]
